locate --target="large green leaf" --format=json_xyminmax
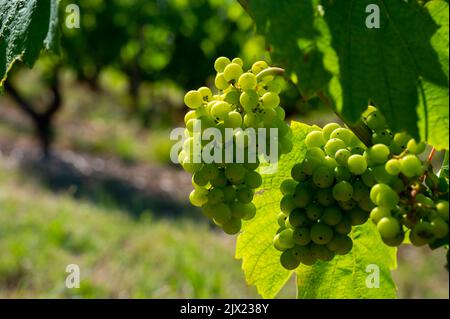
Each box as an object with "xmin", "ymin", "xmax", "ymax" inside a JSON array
[
  {"xmin": 0, "ymin": 0, "xmax": 59, "ymax": 87},
  {"xmin": 235, "ymin": 121, "xmax": 312, "ymax": 298},
  {"xmin": 296, "ymin": 222, "xmax": 397, "ymax": 299},
  {"xmin": 248, "ymin": 0, "xmax": 449, "ymax": 150}
]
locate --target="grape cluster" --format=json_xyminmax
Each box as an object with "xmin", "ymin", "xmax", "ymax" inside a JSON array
[
  {"xmin": 274, "ymin": 124, "xmax": 372, "ymax": 269},
  {"xmin": 361, "ymin": 107, "xmax": 449, "ymax": 247},
  {"xmin": 180, "ymin": 57, "xmax": 292, "ymax": 234}
]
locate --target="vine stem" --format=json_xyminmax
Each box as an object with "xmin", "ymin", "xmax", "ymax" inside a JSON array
[{"xmin": 256, "ymin": 67, "xmax": 286, "ymax": 80}]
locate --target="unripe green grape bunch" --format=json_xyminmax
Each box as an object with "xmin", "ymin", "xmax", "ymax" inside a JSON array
[
  {"xmin": 180, "ymin": 57, "xmax": 292, "ymax": 234},
  {"xmin": 275, "ymin": 123, "xmax": 372, "ymax": 270},
  {"xmin": 360, "ymin": 106, "xmax": 449, "ymax": 248}
]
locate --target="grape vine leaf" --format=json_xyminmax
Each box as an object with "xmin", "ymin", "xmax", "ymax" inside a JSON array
[
  {"xmin": 296, "ymin": 222, "xmax": 397, "ymax": 299},
  {"xmin": 248, "ymin": 0, "xmax": 449, "ymax": 150},
  {"xmin": 236, "ymin": 121, "xmax": 397, "ymax": 299},
  {"xmin": 0, "ymin": 0, "xmax": 60, "ymax": 88},
  {"xmin": 235, "ymin": 121, "xmax": 312, "ymax": 299}
]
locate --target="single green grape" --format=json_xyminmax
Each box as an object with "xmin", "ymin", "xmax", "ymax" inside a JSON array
[
  {"xmin": 370, "ymin": 206, "xmax": 391, "ymax": 223},
  {"xmin": 327, "ymin": 234, "xmax": 353, "ymax": 255},
  {"xmin": 293, "ymin": 227, "xmax": 311, "ymax": 245},
  {"xmin": 215, "ymin": 73, "xmax": 229, "ymax": 90},
  {"xmin": 312, "ymin": 166, "xmax": 335, "ymax": 188},
  {"xmin": 347, "ymin": 154, "xmax": 367, "ymax": 175},
  {"xmin": 280, "ymin": 249, "xmax": 301, "ymax": 270},
  {"xmin": 261, "ymin": 92, "xmax": 280, "ymax": 108},
  {"xmin": 400, "ymin": 154, "xmax": 423, "ymax": 177},
  {"xmin": 322, "ymin": 206, "xmax": 343, "ymax": 226},
  {"xmin": 223, "ymin": 63, "xmax": 243, "ymax": 82},
  {"xmin": 330, "ymin": 128, "xmax": 355, "ymax": 145},
  {"xmin": 236, "ymin": 187, "xmax": 254, "ymax": 203},
  {"xmin": 244, "ymin": 171, "xmax": 262, "ymax": 189},
  {"xmin": 316, "ymin": 188, "xmax": 336, "ymax": 207},
  {"xmin": 280, "ymin": 194, "xmax": 296, "ymax": 214},
  {"xmin": 251, "ymin": 60, "xmax": 268, "ymax": 74},
  {"xmin": 224, "ymin": 111, "xmax": 242, "ymax": 128},
  {"xmin": 322, "ymin": 123, "xmax": 341, "ymax": 140},
  {"xmin": 365, "ymin": 110, "xmax": 386, "ymax": 130},
  {"xmin": 366, "ymin": 144, "xmax": 390, "ymax": 164},
  {"xmin": 214, "ymin": 56, "xmax": 231, "ymax": 72},
  {"xmin": 377, "ymin": 216, "xmax": 400, "ymax": 239},
  {"xmin": 239, "ymin": 90, "xmax": 259, "ymax": 111},
  {"xmin": 189, "ymin": 189, "xmax": 208, "ymax": 207},
  {"xmin": 293, "ymin": 184, "xmax": 313, "ymax": 207},
  {"xmin": 332, "ymin": 181, "xmax": 353, "ymax": 202},
  {"xmin": 310, "ymin": 223, "xmax": 334, "ymax": 245},
  {"xmin": 222, "ymin": 218, "xmax": 242, "ymax": 235},
  {"xmin": 238, "ymin": 72, "xmax": 257, "ymax": 90},
  {"xmin": 305, "ymin": 130, "xmax": 326, "ymax": 148},
  {"xmin": 385, "ymin": 159, "xmax": 401, "ymax": 175},
  {"xmin": 211, "ymin": 203, "xmax": 232, "ymax": 225},
  {"xmin": 348, "ymin": 207, "xmax": 369, "ymax": 226},
  {"xmin": 184, "ymin": 90, "xmax": 203, "ymax": 109},
  {"xmin": 324, "ymin": 138, "xmax": 347, "ymax": 157},
  {"xmin": 334, "ymin": 149, "xmax": 351, "ymax": 166},
  {"xmin": 306, "ymin": 204, "xmax": 323, "ymax": 221}
]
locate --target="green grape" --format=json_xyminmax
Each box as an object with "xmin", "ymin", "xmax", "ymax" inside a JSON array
[
  {"xmin": 310, "ymin": 223, "xmax": 334, "ymax": 244},
  {"xmin": 261, "ymin": 108, "xmax": 278, "ymax": 126},
  {"xmin": 322, "ymin": 206, "xmax": 343, "ymax": 226},
  {"xmin": 224, "ymin": 111, "xmax": 243, "ymax": 128},
  {"xmin": 222, "ymin": 186, "xmax": 236, "ymax": 202},
  {"xmin": 293, "ymin": 227, "xmax": 311, "ymax": 245},
  {"xmin": 236, "ymin": 187, "xmax": 254, "ymax": 203},
  {"xmin": 334, "ymin": 216, "xmax": 352, "ymax": 235},
  {"xmin": 291, "ymin": 164, "xmax": 307, "ymax": 182},
  {"xmin": 376, "ymin": 186, "xmax": 399, "ymax": 209},
  {"xmin": 198, "ymin": 86, "xmax": 212, "ymax": 101},
  {"xmin": 277, "ymin": 212, "xmax": 288, "ymax": 227},
  {"xmin": 223, "ymin": 89, "xmax": 239, "ymax": 104},
  {"xmin": 208, "ymin": 188, "xmax": 225, "ymax": 204},
  {"xmin": 366, "ymin": 144, "xmax": 390, "ymax": 164},
  {"xmin": 350, "ymin": 146, "xmax": 365, "ymax": 155},
  {"xmin": 365, "ymin": 110, "xmax": 386, "ymax": 130},
  {"xmin": 305, "ymin": 130, "xmax": 326, "ymax": 148},
  {"xmin": 348, "ymin": 207, "xmax": 369, "ymax": 226},
  {"xmin": 436, "ymin": 201, "xmax": 449, "ymax": 221},
  {"xmin": 312, "ymin": 166, "xmax": 335, "ymax": 188},
  {"xmin": 210, "ymin": 171, "xmax": 228, "ymax": 187},
  {"xmin": 306, "ymin": 204, "xmax": 322, "ymax": 221},
  {"xmin": 184, "ymin": 90, "xmax": 203, "ymax": 109},
  {"xmin": 381, "ymin": 231, "xmax": 405, "ymax": 247},
  {"xmin": 225, "ymin": 164, "xmax": 246, "ymax": 184},
  {"xmin": 330, "ymin": 128, "xmax": 355, "ymax": 145},
  {"xmin": 189, "ymin": 189, "xmax": 208, "ymax": 207},
  {"xmin": 193, "ymin": 170, "xmax": 209, "ymax": 187},
  {"xmin": 377, "ymin": 217, "xmax": 400, "ymax": 239},
  {"xmin": 231, "ymin": 201, "xmax": 249, "ymax": 219},
  {"xmin": 362, "ymin": 169, "xmax": 376, "ymax": 187},
  {"xmin": 407, "ymin": 139, "xmax": 426, "ymax": 154},
  {"xmin": 316, "ymin": 188, "xmax": 336, "ymax": 207},
  {"xmin": 400, "ymin": 154, "xmax": 423, "ymax": 177},
  {"xmin": 415, "ymin": 193, "xmax": 435, "ymax": 207},
  {"xmin": 278, "ymin": 228, "xmax": 295, "ymax": 248},
  {"xmin": 372, "ymin": 129, "xmax": 393, "ymax": 145},
  {"xmin": 184, "ymin": 110, "xmax": 196, "ymax": 124},
  {"xmin": 215, "ymin": 73, "xmax": 229, "ymax": 90},
  {"xmin": 322, "ymin": 123, "xmax": 341, "ymax": 140},
  {"xmin": 222, "ymin": 218, "xmax": 242, "ymax": 235},
  {"xmin": 214, "ymin": 56, "xmax": 231, "ymax": 72},
  {"xmin": 310, "ymin": 243, "xmax": 335, "ymax": 262},
  {"xmin": 338, "ymin": 199, "xmax": 357, "ymax": 211},
  {"xmin": 238, "ymin": 72, "xmax": 257, "ymax": 90},
  {"xmin": 275, "ymin": 107, "xmax": 286, "ymax": 120},
  {"xmin": 232, "ymin": 57, "xmax": 243, "ymax": 66},
  {"xmin": 211, "ymin": 101, "xmax": 232, "ymax": 121},
  {"xmin": 352, "ymin": 180, "xmax": 370, "ymax": 202},
  {"xmin": 372, "ymin": 165, "xmax": 394, "ymax": 184},
  {"xmin": 385, "ymin": 159, "xmax": 401, "ymax": 175},
  {"xmin": 201, "ymin": 164, "xmax": 219, "ymax": 180},
  {"xmin": 243, "ymin": 113, "xmax": 260, "ymax": 128},
  {"xmin": 223, "ymin": 63, "xmax": 243, "ymax": 82},
  {"xmin": 251, "ymin": 60, "xmax": 268, "ymax": 74},
  {"xmin": 334, "ymin": 149, "xmax": 351, "ymax": 167},
  {"xmin": 323, "ymin": 156, "xmax": 338, "ymax": 169},
  {"xmin": 332, "ymin": 181, "xmax": 353, "ymax": 202},
  {"xmin": 261, "ymin": 92, "xmax": 280, "ymax": 108},
  {"xmin": 298, "ymin": 249, "xmax": 317, "ymax": 266},
  {"xmin": 327, "ymin": 235, "xmax": 353, "ymax": 255},
  {"xmin": 211, "ymin": 203, "xmax": 232, "ymax": 225},
  {"xmin": 280, "ymin": 195, "xmax": 296, "ymax": 214},
  {"xmin": 390, "ymin": 132, "xmax": 411, "ymax": 155},
  {"xmin": 347, "ymin": 154, "xmax": 367, "ymax": 175},
  {"xmin": 430, "ymin": 217, "xmax": 449, "ymax": 238},
  {"xmin": 369, "ymin": 183, "xmax": 390, "ymax": 204},
  {"xmin": 280, "ymin": 249, "xmax": 301, "ymax": 270},
  {"xmin": 324, "ymin": 138, "xmax": 347, "ymax": 157},
  {"xmin": 370, "ymin": 206, "xmax": 391, "ymax": 223},
  {"xmin": 293, "ymin": 185, "xmax": 313, "ymax": 207},
  {"xmin": 244, "ymin": 171, "xmax": 262, "ymax": 189},
  {"xmin": 288, "ymin": 209, "xmax": 309, "ymax": 227},
  {"xmin": 281, "ymin": 179, "xmax": 298, "ymax": 195},
  {"xmin": 239, "ymin": 90, "xmax": 259, "ymax": 110}
]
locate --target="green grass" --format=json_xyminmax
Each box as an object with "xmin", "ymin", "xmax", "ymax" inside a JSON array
[{"xmin": 0, "ymin": 163, "xmax": 263, "ymax": 298}]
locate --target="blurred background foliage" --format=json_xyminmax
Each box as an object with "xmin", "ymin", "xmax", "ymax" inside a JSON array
[{"xmin": 0, "ymin": 0, "xmax": 447, "ymax": 298}]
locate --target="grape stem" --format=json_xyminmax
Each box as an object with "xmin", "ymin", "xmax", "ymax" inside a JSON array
[
  {"xmin": 256, "ymin": 67, "xmax": 286, "ymax": 80},
  {"xmin": 316, "ymin": 91, "xmax": 373, "ymax": 147},
  {"xmin": 427, "ymin": 147, "xmax": 436, "ymax": 162}
]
